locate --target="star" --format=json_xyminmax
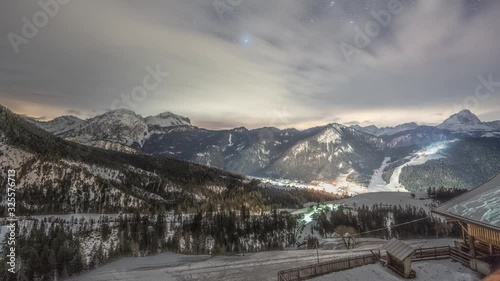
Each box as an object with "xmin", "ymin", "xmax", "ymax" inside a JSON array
[{"xmin": 240, "ymin": 34, "xmax": 252, "ymax": 46}]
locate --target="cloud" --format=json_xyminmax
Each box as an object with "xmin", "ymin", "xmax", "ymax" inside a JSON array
[
  {"xmin": 1, "ymin": 0, "xmax": 500, "ymax": 129},
  {"xmin": 66, "ymin": 109, "xmax": 82, "ymax": 116}
]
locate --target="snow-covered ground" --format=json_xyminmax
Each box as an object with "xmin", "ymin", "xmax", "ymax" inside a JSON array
[
  {"xmin": 28, "ymin": 213, "xmax": 125, "ymax": 222},
  {"xmin": 66, "ymin": 249, "xmax": 364, "ymax": 281},
  {"xmin": 336, "ymin": 192, "xmax": 435, "ymax": 211},
  {"xmin": 310, "ymin": 260, "xmax": 481, "ymax": 281},
  {"xmin": 66, "ymin": 239, "xmax": 463, "ymax": 281},
  {"xmin": 256, "ymin": 173, "xmax": 367, "ymax": 196}
]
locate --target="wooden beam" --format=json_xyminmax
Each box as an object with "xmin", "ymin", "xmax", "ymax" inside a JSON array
[{"xmin": 457, "ymin": 221, "xmax": 468, "ymax": 233}]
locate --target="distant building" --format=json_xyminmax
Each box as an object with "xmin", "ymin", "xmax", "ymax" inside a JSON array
[{"xmin": 432, "ymin": 172, "xmax": 500, "ymax": 276}]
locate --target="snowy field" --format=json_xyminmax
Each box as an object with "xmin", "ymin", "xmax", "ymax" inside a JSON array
[
  {"xmin": 256, "ymin": 172, "xmax": 367, "ymax": 196},
  {"xmin": 335, "ymin": 191, "xmax": 435, "ymax": 211},
  {"xmin": 66, "ymin": 249, "xmax": 363, "ymax": 281},
  {"xmin": 28, "ymin": 213, "xmax": 125, "ymax": 222},
  {"xmin": 66, "ymin": 239, "xmax": 460, "ymax": 281},
  {"xmin": 310, "ymin": 260, "xmax": 481, "ymax": 281}
]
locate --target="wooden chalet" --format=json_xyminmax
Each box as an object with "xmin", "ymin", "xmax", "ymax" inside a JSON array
[{"xmin": 432, "ymin": 173, "xmax": 500, "ymax": 276}]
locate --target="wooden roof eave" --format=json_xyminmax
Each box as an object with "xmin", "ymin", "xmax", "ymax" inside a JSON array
[{"xmin": 432, "ymin": 209, "xmax": 500, "ymax": 233}]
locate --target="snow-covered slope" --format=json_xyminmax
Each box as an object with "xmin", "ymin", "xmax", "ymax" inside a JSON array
[
  {"xmin": 484, "ymin": 120, "xmax": 500, "ymax": 130},
  {"xmin": 266, "ymin": 124, "xmax": 385, "ymax": 181},
  {"xmin": 384, "ymin": 126, "xmax": 453, "ymax": 148}
]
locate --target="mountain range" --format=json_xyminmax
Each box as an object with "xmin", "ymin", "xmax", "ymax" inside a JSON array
[
  {"xmin": 25, "ymin": 108, "xmax": 500, "ymax": 191},
  {"xmin": 2, "ymin": 104, "xmax": 339, "ymax": 215}
]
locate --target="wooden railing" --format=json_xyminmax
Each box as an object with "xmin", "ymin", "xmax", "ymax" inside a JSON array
[
  {"xmin": 413, "ymin": 246, "xmax": 451, "ymax": 260},
  {"xmin": 277, "ymin": 254, "xmax": 379, "ymax": 281},
  {"xmin": 277, "ymin": 246, "xmax": 467, "ymax": 281},
  {"xmin": 450, "ymin": 247, "xmax": 472, "ymax": 265}
]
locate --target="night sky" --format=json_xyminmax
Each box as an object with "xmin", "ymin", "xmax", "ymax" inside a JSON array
[{"xmin": 1, "ymin": 0, "xmax": 500, "ymax": 129}]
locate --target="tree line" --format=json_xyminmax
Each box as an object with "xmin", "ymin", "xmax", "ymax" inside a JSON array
[{"xmin": 313, "ymin": 204, "xmax": 461, "ymax": 242}]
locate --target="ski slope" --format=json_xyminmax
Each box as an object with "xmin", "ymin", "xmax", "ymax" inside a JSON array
[{"xmin": 369, "ymin": 141, "xmax": 451, "ymax": 192}]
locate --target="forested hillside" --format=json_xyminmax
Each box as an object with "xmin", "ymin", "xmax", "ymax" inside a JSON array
[
  {"xmin": 0, "ymin": 105, "xmax": 343, "ymax": 280},
  {"xmin": 399, "ymin": 139, "xmax": 500, "ymax": 191},
  {"xmin": 0, "ymin": 105, "xmax": 340, "ymax": 215}
]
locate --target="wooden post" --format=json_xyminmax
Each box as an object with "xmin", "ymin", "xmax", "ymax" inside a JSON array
[
  {"xmin": 462, "ymin": 224, "xmax": 466, "ymax": 243},
  {"xmin": 316, "ymin": 240, "xmax": 320, "ymax": 265},
  {"xmin": 469, "ymin": 236, "xmax": 476, "ymax": 258},
  {"xmin": 434, "ymin": 246, "xmax": 437, "ymax": 258}
]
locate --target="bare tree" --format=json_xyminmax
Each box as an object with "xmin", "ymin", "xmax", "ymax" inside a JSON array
[{"xmin": 335, "ymin": 225, "xmax": 358, "ymax": 249}]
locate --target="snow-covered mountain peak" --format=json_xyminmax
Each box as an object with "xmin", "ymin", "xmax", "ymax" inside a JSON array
[
  {"xmin": 437, "ymin": 109, "xmax": 492, "ymax": 132},
  {"xmin": 102, "ymin": 108, "xmax": 139, "ymax": 117},
  {"xmin": 144, "ymin": 111, "xmax": 191, "ymax": 128},
  {"xmin": 327, "ymin": 123, "xmax": 345, "ymax": 129},
  {"xmin": 232, "ymin": 127, "xmax": 249, "ymax": 133},
  {"xmin": 318, "ymin": 126, "xmax": 342, "ymax": 144},
  {"xmin": 53, "ymin": 115, "xmax": 83, "ymax": 122},
  {"xmin": 394, "ymin": 122, "xmax": 418, "ymax": 129},
  {"xmin": 72, "ymin": 109, "xmax": 148, "ymax": 146},
  {"xmin": 350, "ymin": 122, "xmax": 418, "ymax": 136},
  {"xmin": 91, "ymin": 109, "xmax": 144, "ymax": 126},
  {"xmin": 29, "ymin": 115, "xmax": 84, "ymax": 134},
  {"xmin": 442, "ymin": 109, "xmax": 481, "ymax": 125}
]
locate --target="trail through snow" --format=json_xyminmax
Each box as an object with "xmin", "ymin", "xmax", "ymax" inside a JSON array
[{"xmin": 368, "ymin": 141, "xmax": 451, "ymax": 192}]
